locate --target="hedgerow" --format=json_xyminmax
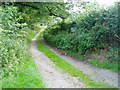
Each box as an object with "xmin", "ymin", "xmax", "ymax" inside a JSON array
[
  {"xmin": 0, "ymin": 5, "xmax": 46, "ymax": 88},
  {"xmin": 0, "ymin": 5, "xmax": 40, "ymax": 78},
  {"xmin": 44, "ymin": 2, "xmax": 119, "ymax": 63}
]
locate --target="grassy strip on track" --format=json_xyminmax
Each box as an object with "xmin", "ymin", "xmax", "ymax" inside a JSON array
[{"xmin": 36, "ymin": 31, "xmax": 114, "ymax": 88}]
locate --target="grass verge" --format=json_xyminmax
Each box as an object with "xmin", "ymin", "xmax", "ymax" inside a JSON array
[
  {"xmin": 2, "ymin": 55, "xmax": 45, "ymax": 88},
  {"xmin": 88, "ymin": 59, "xmax": 119, "ymax": 72},
  {"xmin": 2, "ymin": 28, "xmax": 45, "ymax": 88},
  {"xmin": 67, "ymin": 50, "xmax": 119, "ymax": 72},
  {"xmin": 37, "ymin": 31, "xmax": 114, "ymax": 88}
]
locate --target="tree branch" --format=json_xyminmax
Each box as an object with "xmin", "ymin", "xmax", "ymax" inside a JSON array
[
  {"xmin": 15, "ymin": 3, "xmax": 39, "ymax": 9},
  {"xmin": 45, "ymin": 5, "xmax": 65, "ymax": 19},
  {"xmin": 2, "ymin": 2, "xmax": 39, "ymax": 10}
]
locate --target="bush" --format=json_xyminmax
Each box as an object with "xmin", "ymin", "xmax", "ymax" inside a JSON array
[
  {"xmin": 43, "ymin": 3, "xmax": 119, "ymax": 62},
  {"xmin": 1, "ymin": 37, "xmax": 27, "ymax": 76},
  {"xmin": 1, "ymin": 6, "xmax": 40, "ymax": 77}
]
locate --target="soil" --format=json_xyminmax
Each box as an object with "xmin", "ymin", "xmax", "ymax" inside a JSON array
[
  {"xmin": 42, "ymin": 37, "xmax": 119, "ymax": 88},
  {"xmin": 30, "ymin": 31, "xmax": 87, "ymax": 88}
]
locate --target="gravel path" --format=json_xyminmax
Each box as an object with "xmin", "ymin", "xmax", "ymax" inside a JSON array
[
  {"xmin": 42, "ymin": 37, "xmax": 119, "ymax": 88},
  {"xmin": 30, "ymin": 31, "xmax": 87, "ymax": 88}
]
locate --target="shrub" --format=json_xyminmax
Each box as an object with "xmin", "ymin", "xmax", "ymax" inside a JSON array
[
  {"xmin": 1, "ymin": 6, "xmax": 40, "ymax": 77},
  {"xmin": 43, "ymin": 3, "xmax": 119, "ymax": 62}
]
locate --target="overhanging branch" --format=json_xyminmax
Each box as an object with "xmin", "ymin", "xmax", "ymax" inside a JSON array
[{"xmin": 45, "ymin": 5, "xmax": 65, "ymax": 19}]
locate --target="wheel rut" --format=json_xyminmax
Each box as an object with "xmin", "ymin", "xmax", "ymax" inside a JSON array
[
  {"xmin": 42, "ymin": 37, "xmax": 119, "ymax": 88},
  {"xmin": 30, "ymin": 31, "xmax": 87, "ymax": 88}
]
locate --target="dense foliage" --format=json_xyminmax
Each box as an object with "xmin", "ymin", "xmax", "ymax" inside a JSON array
[
  {"xmin": 1, "ymin": 3, "xmax": 70, "ymax": 86},
  {"xmin": 44, "ymin": 2, "xmax": 119, "ymax": 63},
  {"xmin": 1, "ymin": 6, "xmax": 38, "ymax": 77},
  {"xmin": 1, "ymin": 1, "xmax": 119, "ymax": 88}
]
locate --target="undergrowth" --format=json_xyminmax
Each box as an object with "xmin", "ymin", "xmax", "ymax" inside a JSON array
[
  {"xmin": 88, "ymin": 59, "xmax": 119, "ymax": 72},
  {"xmin": 1, "ymin": 28, "xmax": 45, "ymax": 88},
  {"xmin": 2, "ymin": 53, "xmax": 45, "ymax": 88},
  {"xmin": 1, "ymin": 6, "xmax": 45, "ymax": 88},
  {"xmin": 67, "ymin": 50, "xmax": 119, "ymax": 72}
]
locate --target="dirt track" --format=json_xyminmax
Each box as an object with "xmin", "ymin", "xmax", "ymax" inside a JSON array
[
  {"xmin": 30, "ymin": 31, "xmax": 87, "ymax": 88},
  {"xmin": 30, "ymin": 31, "xmax": 119, "ymax": 88},
  {"xmin": 42, "ymin": 37, "xmax": 119, "ymax": 88}
]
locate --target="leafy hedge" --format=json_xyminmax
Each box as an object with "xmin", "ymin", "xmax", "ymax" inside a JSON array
[
  {"xmin": 1, "ymin": 29, "xmax": 39, "ymax": 77},
  {"xmin": 0, "ymin": 5, "xmax": 46, "ymax": 88},
  {"xmin": 0, "ymin": 6, "xmax": 40, "ymax": 77},
  {"xmin": 44, "ymin": 3, "xmax": 119, "ymax": 62}
]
